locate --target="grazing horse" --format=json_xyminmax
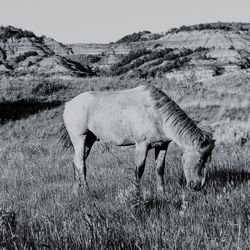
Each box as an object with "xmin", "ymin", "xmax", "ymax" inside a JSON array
[{"xmin": 60, "ymin": 85, "xmax": 215, "ymax": 193}]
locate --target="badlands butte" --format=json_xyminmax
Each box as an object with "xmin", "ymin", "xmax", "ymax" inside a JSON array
[{"xmin": 0, "ymin": 22, "xmax": 250, "ymax": 79}]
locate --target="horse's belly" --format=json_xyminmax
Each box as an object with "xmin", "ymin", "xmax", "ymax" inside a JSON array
[
  {"xmin": 89, "ymin": 118, "xmax": 135, "ymax": 145},
  {"xmin": 88, "ymin": 110, "xmax": 163, "ymax": 146}
]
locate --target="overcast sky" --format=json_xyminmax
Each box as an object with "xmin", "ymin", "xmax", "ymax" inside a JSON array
[{"xmin": 0, "ymin": 0, "xmax": 249, "ymax": 44}]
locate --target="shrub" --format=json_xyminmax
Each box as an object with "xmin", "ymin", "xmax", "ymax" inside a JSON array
[
  {"xmin": 212, "ymin": 65, "xmax": 225, "ymax": 76},
  {"xmin": 194, "ymin": 47, "xmax": 210, "ymax": 53},
  {"xmin": 31, "ymin": 80, "xmax": 68, "ymax": 96},
  {"xmin": 0, "ymin": 47, "xmax": 6, "ymax": 60},
  {"xmin": 15, "ymin": 51, "xmax": 39, "ymax": 63},
  {"xmin": 110, "ymin": 48, "xmax": 177, "ymax": 76},
  {"xmin": 238, "ymin": 60, "xmax": 250, "ymax": 69},
  {"xmin": 153, "ymin": 43, "xmax": 161, "ymax": 48},
  {"xmin": 116, "ymin": 31, "xmax": 163, "ymax": 43},
  {"xmin": 116, "ymin": 31, "xmax": 151, "ymax": 43},
  {"xmin": 110, "ymin": 49, "xmax": 152, "ymax": 75},
  {"xmin": 87, "ymin": 55, "xmax": 101, "ymax": 63},
  {"xmin": 165, "ymin": 22, "xmax": 250, "ymax": 34},
  {"xmin": 0, "ymin": 25, "xmax": 41, "ymax": 42},
  {"xmin": 110, "ymin": 47, "xmax": 194, "ymax": 77}
]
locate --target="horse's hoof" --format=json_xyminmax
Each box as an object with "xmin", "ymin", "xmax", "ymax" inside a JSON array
[
  {"xmin": 72, "ymin": 183, "xmax": 89, "ymax": 196},
  {"xmin": 72, "ymin": 183, "xmax": 80, "ymax": 195},
  {"xmin": 157, "ymin": 185, "xmax": 165, "ymax": 197}
]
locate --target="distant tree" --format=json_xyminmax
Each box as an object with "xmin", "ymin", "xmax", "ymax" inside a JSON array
[
  {"xmin": 212, "ymin": 65, "xmax": 225, "ymax": 76},
  {"xmin": 194, "ymin": 47, "xmax": 209, "ymax": 53},
  {"xmin": 228, "ymin": 45, "xmax": 235, "ymax": 50},
  {"xmin": 0, "ymin": 26, "xmax": 39, "ymax": 42},
  {"xmin": 164, "ymin": 22, "xmax": 249, "ymax": 34},
  {"xmin": 153, "ymin": 43, "xmax": 161, "ymax": 48},
  {"xmin": 14, "ymin": 51, "xmax": 38, "ymax": 63},
  {"xmin": 0, "ymin": 47, "xmax": 6, "ymax": 60},
  {"xmin": 87, "ymin": 55, "xmax": 101, "ymax": 63},
  {"xmin": 237, "ymin": 57, "xmax": 250, "ymax": 69},
  {"xmin": 115, "ymin": 31, "xmax": 162, "ymax": 43}
]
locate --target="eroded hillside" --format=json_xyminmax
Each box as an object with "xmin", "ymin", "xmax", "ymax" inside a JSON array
[
  {"xmin": 0, "ymin": 26, "xmax": 94, "ymax": 77},
  {"xmin": 62, "ymin": 23, "xmax": 250, "ymax": 79},
  {"xmin": 1, "ymin": 23, "xmax": 250, "ymax": 79}
]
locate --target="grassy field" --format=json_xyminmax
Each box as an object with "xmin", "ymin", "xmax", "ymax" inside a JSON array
[{"xmin": 0, "ymin": 74, "xmax": 250, "ymax": 249}]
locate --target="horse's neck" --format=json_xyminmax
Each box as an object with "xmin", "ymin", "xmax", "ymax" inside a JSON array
[
  {"xmin": 172, "ymin": 136, "xmax": 198, "ymax": 152},
  {"xmin": 162, "ymin": 121, "xmax": 200, "ymax": 151}
]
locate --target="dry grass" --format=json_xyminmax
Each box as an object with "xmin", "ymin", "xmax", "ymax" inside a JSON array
[{"xmin": 0, "ymin": 73, "xmax": 250, "ymax": 249}]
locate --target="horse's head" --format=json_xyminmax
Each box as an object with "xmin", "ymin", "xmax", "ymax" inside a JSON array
[{"xmin": 182, "ymin": 138, "xmax": 215, "ymax": 191}]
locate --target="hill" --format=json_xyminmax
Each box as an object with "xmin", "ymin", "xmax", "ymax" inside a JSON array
[
  {"xmin": 1, "ymin": 23, "xmax": 249, "ymax": 79},
  {"xmin": 63, "ymin": 22, "xmax": 250, "ymax": 79},
  {"xmin": 0, "ymin": 26, "xmax": 95, "ymax": 77},
  {"xmin": 115, "ymin": 30, "xmax": 163, "ymax": 43}
]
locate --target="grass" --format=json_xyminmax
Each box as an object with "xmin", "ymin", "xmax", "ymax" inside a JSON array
[{"xmin": 0, "ymin": 73, "xmax": 250, "ymax": 249}]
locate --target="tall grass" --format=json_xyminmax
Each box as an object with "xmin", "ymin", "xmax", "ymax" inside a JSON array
[{"xmin": 0, "ymin": 74, "xmax": 250, "ymax": 249}]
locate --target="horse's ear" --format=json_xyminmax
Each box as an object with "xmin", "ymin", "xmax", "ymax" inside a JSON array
[
  {"xmin": 207, "ymin": 154, "xmax": 211, "ymax": 163},
  {"xmin": 207, "ymin": 140, "xmax": 216, "ymax": 163},
  {"xmin": 211, "ymin": 139, "xmax": 216, "ymax": 148}
]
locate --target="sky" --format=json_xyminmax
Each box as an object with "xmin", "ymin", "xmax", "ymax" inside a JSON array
[{"xmin": 0, "ymin": 0, "xmax": 249, "ymax": 44}]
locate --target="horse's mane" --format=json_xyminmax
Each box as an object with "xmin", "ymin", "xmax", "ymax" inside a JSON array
[{"xmin": 144, "ymin": 85, "xmax": 210, "ymax": 148}]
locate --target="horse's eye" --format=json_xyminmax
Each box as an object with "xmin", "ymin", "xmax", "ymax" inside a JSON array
[{"xmin": 198, "ymin": 159, "xmax": 203, "ymax": 164}]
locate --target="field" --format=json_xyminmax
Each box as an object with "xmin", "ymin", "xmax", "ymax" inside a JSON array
[{"xmin": 0, "ymin": 74, "xmax": 250, "ymax": 249}]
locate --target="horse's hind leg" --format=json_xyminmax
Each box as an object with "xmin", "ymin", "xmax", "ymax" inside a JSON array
[
  {"xmin": 82, "ymin": 131, "xmax": 97, "ymax": 187},
  {"xmin": 84, "ymin": 131, "xmax": 97, "ymax": 160},
  {"xmin": 72, "ymin": 131, "xmax": 96, "ymax": 192},
  {"xmin": 72, "ymin": 134, "xmax": 86, "ymax": 191}
]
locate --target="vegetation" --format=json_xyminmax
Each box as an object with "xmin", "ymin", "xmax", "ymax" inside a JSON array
[
  {"xmin": 0, "ymin": 22, "xmax": 250, "ymax": 249},
  {"xmin": 0, "ymin": 73, "xmax": 250, "ymax": 248},
  {"xmin": 31, "ymin": 80, "xmax": 68, "ymax": 96},
  {"xmin": 62, "ymin": 58, "xmax": 96, "ymax": 77},
  {"xmin": 237, "ymin": 56, "xmax": 250, "ymax": 69},
  {"xmin": 109, "ymin": 48, "xmax": 152, "ymax": 75},
  {"xmin": 166, "ymin": 22, "xmax": 250, "ymax": 34},
  {"xmin": 212, "ymin": 65, "xmax": 225, "ymax": 76},
  {"xmin": 67, "ymin": 55, "xmax": 102, "ymax": 66},
  {"xmin": 110, "ymin": 48, "xmax": 197, "ymax": 77},
  {"xmin": 0, "ymin": 25, "xmax": 42, "ymax": 42},
  {"xmin": 116, "ymin": 31, "xmax": 163, "ymax": 43},
  {"xmin": 14, "ymin": 51, "xmax": 39, "ymax": 64}
]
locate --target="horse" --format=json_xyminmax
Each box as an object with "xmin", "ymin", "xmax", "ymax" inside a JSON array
[{"xmin": 60, "ymin": 85, "xmax": 215, "ymax": 193}]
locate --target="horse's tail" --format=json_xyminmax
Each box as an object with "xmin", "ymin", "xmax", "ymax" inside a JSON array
[{"xmin": 58, "ymin": 123, "xmax": 73, "ymax": 151}]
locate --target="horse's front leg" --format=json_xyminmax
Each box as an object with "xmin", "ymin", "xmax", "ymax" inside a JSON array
[
  {"xmin": 155, "ymin": 144, "xmax": 169, "ymax": 195},
  {"xmin": 134, "ymin": 142, "xmax": 148, "ymax": 190}
]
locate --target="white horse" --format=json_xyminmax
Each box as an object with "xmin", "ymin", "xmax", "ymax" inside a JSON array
[{"xmin": 60, "ymin": 85, "xmax": 215, "ymax": 193}]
